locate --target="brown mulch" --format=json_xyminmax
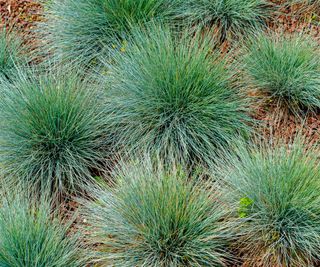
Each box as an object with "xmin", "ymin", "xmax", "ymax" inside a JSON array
[
  {"xmin": 270, "ymin": 1, "xmax": 320, "ymax": 38},
  {"xmin": 0, "ymin": 0, "xmax": 43, "ymax": 31},
  {"xmin": 253, "ymin": 101, "xmax": 320, "ymax": 144},
  {"xmin": 0, "ymin": 0, "xmax": 43, "ymax": 64}
]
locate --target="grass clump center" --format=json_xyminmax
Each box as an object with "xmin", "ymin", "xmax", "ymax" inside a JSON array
[
  {"xmin": 105, "ymin": 25, "xmax": 251, "ymax": 165},
  {"xmin": 219, "ymin": 139, "xmax": 320, "ymax": 266},
  {"xmin": 0, "ymin": 68, "xmax": 109, "ymax": 195},
  {"xmin": 81, "ymin": 159, "xmax": 232, "ymax": 266},
  {"xmin": 241, "ymin": 33, "xmax": 320, "ymax": 113}
]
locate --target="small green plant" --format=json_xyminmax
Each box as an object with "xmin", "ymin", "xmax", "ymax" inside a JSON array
[
  {"xmin": 0, "ymin": 67, "xmax": 109, "ymax": 195},
  {"xmin": 41, "ymin": 0, "xmax": 179, "ymax": 67},
  {"xmin": 179, "ymin": 0, "xmax": 273, "ymax": 42},
  {"xmin": 104, "ymin": 25, "xmax": 251, "ymax": 166},
  {"xmin": 238, "ymin": 197, "xmax": 253, "ymax": 218},
  {"xmin": 81, "ymin": 159, "xmax": 233, "ymax": 266},
  {"xmin": 0, "ymin": 189, "xmax": 84, "ymax": 266},
  {"xmin": 218, "ymin": 138, "xmax": 320, "ymax": 266},
  {"xmin": 0, "ymin": 28, "xmax": 26, "ymax": 79},
  {"xmin": 241, "ymin": 33, "xmax": 320, "ymax": 113}
]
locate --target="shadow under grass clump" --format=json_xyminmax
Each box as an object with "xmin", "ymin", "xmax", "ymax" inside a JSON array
[
  {"xmin": 0, "ymin": 189, "xmax": 85, "ymax": 267},
  {"xmin": 240, "ymin": 33, "xmax": 320, "ymax": 115},
  {"xmin": 41, "ymin": 0, "xmax": 180, "ymax": 68},
  {"xmin": 104, "ymin": 25, "xmax": 252, "ymax": 166},
  {"xmin": 217, "ymin": 138, "xmax": 320, "ymax": 266},
  {"xmin": 80, "ymin": 158, "xmax": 234, "ymax": 266},
  {"xmin": 0, "ymin": 67, "xmax": 110, "ymax": 196}
]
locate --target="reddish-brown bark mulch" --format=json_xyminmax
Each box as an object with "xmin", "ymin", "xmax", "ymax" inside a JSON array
[{"xmin": 0, "ymin": 0, "xmax": 42, "ymax": 31}]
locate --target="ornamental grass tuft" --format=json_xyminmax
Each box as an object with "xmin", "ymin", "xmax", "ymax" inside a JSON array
[
  {"xmin": 0, "ymin": 28, "xmax": 26, "ymax": 80},
  {"xmin": 0, "ymin": 189, "xmax": 84, "ymax": 266},
  {"xmin": 179, "ymin": 0, "xmax": 273, "ymax": 42},
  {"xmin": 0, "ymin": 67, "xmax": 109, "ymax": 195},
  {"xmin": 104, "ymin": 25, "xmax": 251, "ymax": 166},
  {"xmin": 217, "ymin": 138, "xmax": 320, "ymax": 266},
  {"xmin": 81, "ymin": 158, "xmax": 234, "ymax": 266},
  {"xmin": 41, "ymin": 0, "xmax": 180, "ymax": 67},
  {"xmin": 240, "ymin": 33, "xmax": 320, "ymax": 114}
]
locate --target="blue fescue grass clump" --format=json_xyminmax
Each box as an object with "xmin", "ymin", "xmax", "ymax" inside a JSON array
[
  {"xmin": 0, "ymin": 189, "xmax": 84, "ymax": 266},
  {"xmin": 241, "ymin": 33, "xmax": 320, "ymax": 113},
  {"xmin": 81, "ymin": 158, "xmax": 234, "ymax": 266},
  {"xmin": 179, "ymin": 0, "xmax": 273, "ymax": 42},
  {"xmin": 104, "ymin": 25, "xmax": 251, "ymax": 166},
  {"xmin": 0, "ymin": 28, "xmax": 26, "ymax": 79},
  {"xmin": 0, "ymin": 67, "xmax": 109, "ymax": 195},
  {"xmin": 217, "ymin": 138, "xmax": 320, "ymax": 266},
  {"xmin": 41, "ymin": 0, "xmax": 180, "ymax": 67}
]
